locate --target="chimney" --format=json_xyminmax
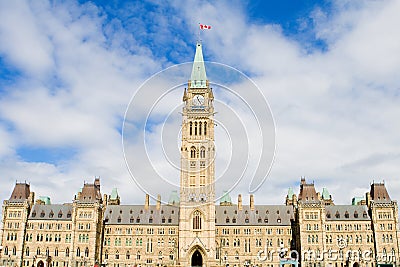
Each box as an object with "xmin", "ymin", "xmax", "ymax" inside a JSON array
[
  {"xmin": 238, "ymin": 194, "xmax": 243, "ymax": 211},
  {"xmin": 103, "ymin": 194, "xmax": 108, "ymax": 206},
  {"xmin": 156, "ymin": 194, "xmax": 161, "ymax": 210},
  {"xmin": 366, "ymin": 192, "xmax": 371, "ymax": 208},
  {"xmin": 28, "ymin": 192, "xmax": 35, "ymax": 208},
  {"xmin": 250, "ymin": 194, "xmax": 255, "ymax": 210},
  {"xmin": 145, "ymin": 194, "xmax": 149, "ymax": 210}
]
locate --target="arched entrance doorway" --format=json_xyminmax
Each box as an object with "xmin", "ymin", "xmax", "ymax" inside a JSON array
[
  {"xmin": 191, "ymin": 250, "xmax": 202, "ymax": 267},
  {"xmin": 37, "ymin": 260, "xmax": 44, "ymax": 267}
]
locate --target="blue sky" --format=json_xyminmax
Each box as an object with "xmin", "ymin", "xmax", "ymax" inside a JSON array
[{"xmin": 0, "ymin": 0, "xmax": 400, "ymax": 208}]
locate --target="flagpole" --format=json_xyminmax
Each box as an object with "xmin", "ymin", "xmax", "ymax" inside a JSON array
[{"xmin": 197, "ymin": 23, "xmax": 201, "ymax": 42}]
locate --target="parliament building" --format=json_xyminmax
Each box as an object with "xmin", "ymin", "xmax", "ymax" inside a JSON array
[{"xmin": 0, "ymin": 42, "xmax": 399, "ymax": 267}]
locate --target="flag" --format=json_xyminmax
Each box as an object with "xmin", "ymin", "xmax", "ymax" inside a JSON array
[{"xmin": 199, "ymin": 24, "xmax": 211, "ymax": 30}]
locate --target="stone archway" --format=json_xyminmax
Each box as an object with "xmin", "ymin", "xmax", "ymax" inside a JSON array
[
  {"xmin": 352, "ymin": 263, "xmax": 359, "ymax": 267},
  {"xmin": 191, "ymin": 250, "xmax": 203, "ymax": 267},
  {"xmin": 37, "ymin": 261, "xmax": 44, "ymax": 267}
]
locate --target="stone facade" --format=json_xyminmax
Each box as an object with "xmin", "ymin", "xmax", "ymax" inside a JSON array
[{"xmin": 1, "ymin": 42, "xmax": 399, "ymax": 267}]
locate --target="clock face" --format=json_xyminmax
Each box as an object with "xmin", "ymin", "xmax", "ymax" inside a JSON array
[{"xmin": 193, "ymin": 94, "xmax": 205, "ymax": 106}]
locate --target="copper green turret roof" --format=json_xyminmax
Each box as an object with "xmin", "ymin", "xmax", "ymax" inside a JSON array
[
  {"xmin": 287, "ymin": 187, "xmax": 294, "ymax": 198},
  {"xmin": 220, "ymin": 191, "xmax": 232, "ymax": 204},
  {"xmin": 168, "ymin": 190, "xmax": 180, "ymax": 205},
  {"xmin": 322, "ymin": 188, "xmax": 331, "ymax": 200},
  {"xmin": 110, "ymin": 188, "xmax": 119, "ymax": 200},
  {"xmin": 190, "ymin": 42, "xmax": 207, "ymax": 88}
]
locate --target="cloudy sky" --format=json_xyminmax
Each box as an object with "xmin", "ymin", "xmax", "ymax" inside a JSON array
[{"xmin": 0, "ymin": 0, "xmax": 399, "ymax": 210}]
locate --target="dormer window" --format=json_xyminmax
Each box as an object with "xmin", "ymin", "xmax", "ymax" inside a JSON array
[
  {"xmin": 130, "ymin": 217, "xmax": 134, "ymax": 223},
  {"xmin": 58, "ymin": 211, "xmax": 63, "ymax": 218},
  {"xmin": 232, "ymin": 217, "xmax": 237, "ymax": 223},
  {"xmin": 40, "ymin": 211, "xmax": 45, "ymax": 218},
  {"xmin": 226, "ymin": 217, "xmax": 230, "ymax": 223},
  {"xmin": 117, "ymin": 216, "xmax": 122, "ymax": 223},
  {"xmin": 258, "ymin": 217, "xmax": 262, "ymax": 223},
  {"xmin": 245, "ymin": 217, "xmax": 249, "ymax": 223},
  {"xmin": 67, "ymin": 211, "xmax": 71, "ymax": 218},
  {"xmin": 354, "ymin": 211, "xmax": 358, "ymax": 218},
  {"xmin": 363, "ymin": 211, "xmax": 368, "ymax": 218},
  {"xmin": 149, "ymin": 217, "xmax": 153, "ymax": 223},
  {"xmin": 335, "ymin": 211, "xmax": 340, "ymax": 218},
  {"xmin": 326, "ymin": 212, "xmax": 331, "ymax": 219},
  {"xmin": 49, "ymin": 211, "xmax": 54, "ymax": 218},
  {"xmin": 277, "ymin": 217, "xmax": 281, "ymax": 223},
  {"xmin": 136, "ymin": 217, "xmax": 140, "ymax": 223},
  {"xmin": 345, "ymin": 211, "xmax": 349, "ymax": 218},
  {"xmin": 32, "ymin": 211, "xmax": 36, "ymax": 217}
]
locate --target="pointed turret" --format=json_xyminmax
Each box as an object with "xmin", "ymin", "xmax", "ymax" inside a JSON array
[
  {"xmin": 108, "ymin": 188, "xmax": 120, "ymax": 205},
  {"xmin": 190, "ymin": 42, "xmax": 207, "ymax": 88}
]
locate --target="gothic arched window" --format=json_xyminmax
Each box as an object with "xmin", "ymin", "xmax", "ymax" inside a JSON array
[
  {"xmin": 200, "ymin": 147, "xmax": 206, "ymax": 158},
  {"xmin": 190, "ymin": 146, "xmax": 196, "ymax": 158},
  {"xmin": 204, "ymin": 122, "xmax": 207, "ymax": 135},
  {"xmin": 199, "ymin": 122, "xmax": 202, "ymax": 135},
  {"xmin": 194, "ymin": 122, "xmax": 198, "ymax": 135},
  {"xmin": 189, "ymin": 122, "xmax": 193, "ymax": 135},
  {"xmin": 193, "ymin": 211, "xmax": 202, "ymax": 230}
]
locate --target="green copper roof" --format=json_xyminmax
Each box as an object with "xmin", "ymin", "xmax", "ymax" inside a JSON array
[
  {"xmin": 110, "ymin": 188, "xmax": 119, "ymax": 200},
  {"xmin": 39, "ymin": 196, "xmax": 51, "ymax": 205},
  {"xmin": 287, "ymin": 187, "xmax": 294, "ymax": 198},
  {"xmin": 220, "ymin": 191, "xmax": 232, "ymax": 204},
  {"xmin": 168, "ymin": 190, "xmax": 180, "ymax": 205},
  {"xmin": 190, "ymin": 42, "xmax": 207, "ymax": 88},
  {"xmin": 352, "ymin": 196, "xmax": 365, "ymax": 205},
  {"xmin": 322, "ymin": 188, "xmax": 331, "ymax": 200}
]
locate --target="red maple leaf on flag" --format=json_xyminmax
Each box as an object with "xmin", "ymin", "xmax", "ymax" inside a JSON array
[{"xmin": 199, "ymin": 24, "xmax": 211, "ymax": 30}]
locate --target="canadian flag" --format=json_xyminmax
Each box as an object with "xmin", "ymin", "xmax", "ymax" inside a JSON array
[{"xmin": 199, "ymin": 24, "xmax": 211, "ymax": 30}]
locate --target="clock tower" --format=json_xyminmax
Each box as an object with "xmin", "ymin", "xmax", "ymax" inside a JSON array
[{"xmin": 178, "ymin": 41, "xmax": 216, "ymax": 267}]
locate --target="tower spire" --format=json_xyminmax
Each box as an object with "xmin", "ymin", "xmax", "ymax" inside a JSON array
[{"xmin": 190, "ymin": 42, "xmax": 207, "ymax": 88}]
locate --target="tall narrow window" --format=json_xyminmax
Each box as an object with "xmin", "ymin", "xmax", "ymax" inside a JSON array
[
  {"xmin": 190, "ymin": 147, "xmax": 196, "ymax": 158},
  {"xmin": 200, "ymin": 147, "xmax": 206, "ymax": 158},
  {"xmin": 194, "ymin": 122, "xmax": 198, "ymax": 135},
  {"xmin": 190, "ymin": 176, "xmax": 195, "ymax": 187},
  {"xmin": 200, "ymin": 175, "xmax": 205, "ymax": 186},
  {"xmin": 193, "ymin": 211, "xmax": 202, "ymax": 230},
  {"xmin": 204, "ymin": 122, "xmax": 207, "ymax": 135},
  {"xmin": 189, "ymin": 122, "xmax": 192, "ymax": 135},
  {"xmin": 199, "ymin": 122, "xmax": 202, "ymax": 135},
  {"xmin": 85, "ymin": 247, "xmax": 89, "ymax": 257}
]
